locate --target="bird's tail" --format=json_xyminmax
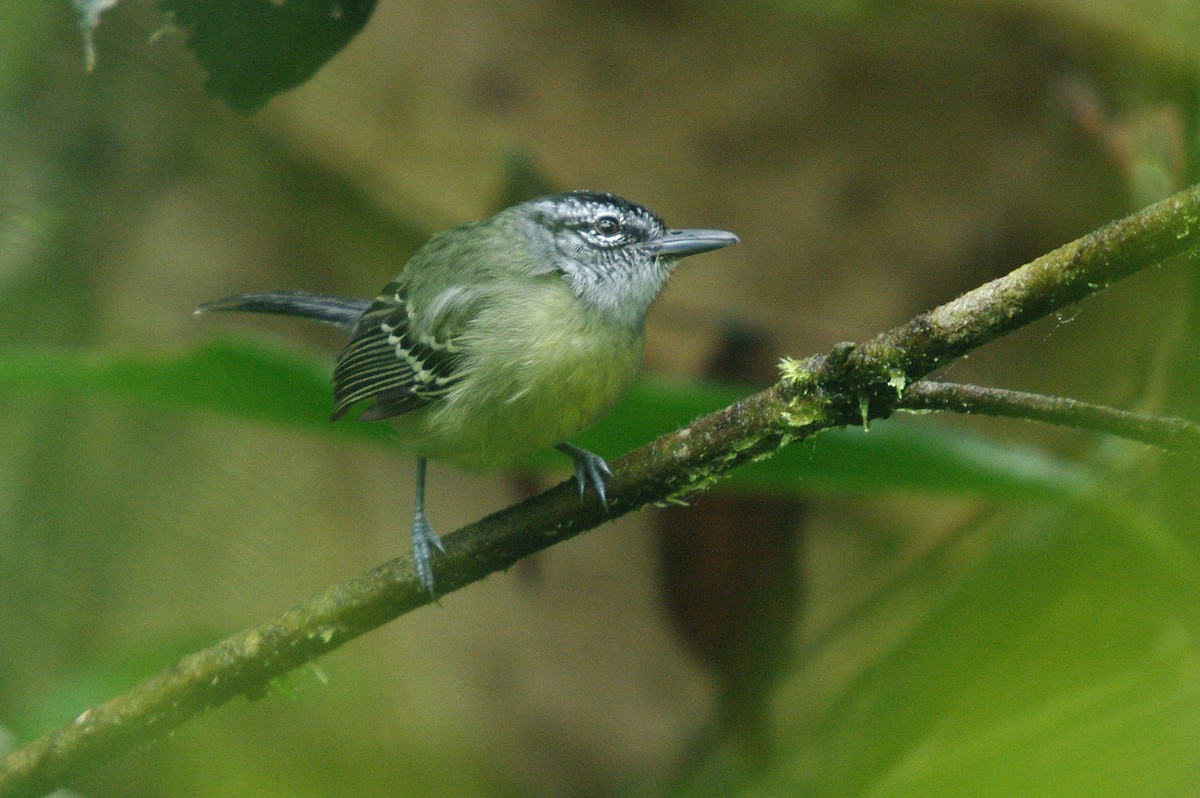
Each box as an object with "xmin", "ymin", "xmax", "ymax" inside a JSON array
[{"xmin": 195, "ymin": 291, "xmax": 371, "ymax": 330}]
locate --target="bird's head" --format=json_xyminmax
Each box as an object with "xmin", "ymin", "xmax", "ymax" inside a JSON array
[{"xmin": 513, "ymin": 191, "xmax": 738, "ymax": 329}]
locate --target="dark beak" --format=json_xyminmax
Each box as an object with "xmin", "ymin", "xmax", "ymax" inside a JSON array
[{"xmin": 641, "ymin": 228, "xmax": 740, "ymax": 258}]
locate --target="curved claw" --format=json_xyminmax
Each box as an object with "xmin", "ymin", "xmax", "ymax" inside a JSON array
[
  {"xmin": 557, "ymin": 443, "xmax": 614, "ymax": 509},
  {"xmin": 411, "ymin": 509, "xmax": 445, "ymax": 597}
]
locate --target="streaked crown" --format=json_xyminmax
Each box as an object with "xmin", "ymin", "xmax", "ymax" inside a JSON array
[{"xmin": 527, "ymin": 191, "xmax": 668, "ymax": 255}]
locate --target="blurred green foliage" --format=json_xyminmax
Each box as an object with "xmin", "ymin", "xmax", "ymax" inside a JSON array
[{"xmin": 1, "ymin": 1, "xmax": 1199, "ymax": 797}]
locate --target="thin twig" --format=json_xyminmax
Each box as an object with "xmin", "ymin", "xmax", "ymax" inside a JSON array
[
  {"xmin": 4, "ymin": 184, "xmax": 1200, "ymax": 798},
  {"xmin": 898, "ymin": 381, "xmax": 1200, "ymax": 451}
]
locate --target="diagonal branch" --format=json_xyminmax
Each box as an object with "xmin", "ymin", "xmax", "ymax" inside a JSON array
[{"xmin": 4, "ymin": 184, "xmax": 1200, "ymax": 798}]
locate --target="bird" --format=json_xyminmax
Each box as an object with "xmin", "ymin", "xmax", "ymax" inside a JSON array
[{"xmin": 197, "ymin": 191, "xmax": 739, "ymax": 595}]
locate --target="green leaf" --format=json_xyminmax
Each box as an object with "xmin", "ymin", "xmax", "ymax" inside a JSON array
[
  {"xmin": 0, "ymin": 339, "xmax": 1103, "ymax": 502},
  {"xmin": 768, "ymin": 506, "xmax": 1200, "ymax": 798},
  {"xmin": 0, "ymin": 338, "xmax": 392, "ymax": 447},
  {"xmin": 156, "ymin": 0, "xmax": 378, "ymax": 112}
]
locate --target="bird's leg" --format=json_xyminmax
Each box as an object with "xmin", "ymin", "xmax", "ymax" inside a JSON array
[
  {"xmin": 556, "ymin": 443, "xmax": 613, "ymax": 508},
  {"xmin": 411, "ymin": 456, "xmax": 445, "ymax": 596}
]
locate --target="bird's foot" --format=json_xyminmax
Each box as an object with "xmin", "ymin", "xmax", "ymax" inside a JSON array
[
  {"xmin": 557, "ymin": 443, "xmax": 614, "ymax": 508},
  {"xmin": 411, "ymin": 509, "xmax": 445, "ymax": 597}
]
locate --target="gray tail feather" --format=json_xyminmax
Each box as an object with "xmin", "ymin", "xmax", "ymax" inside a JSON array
[{"xmin": 195, "ymin": 291, "xmax": 371, "ymax": 330}]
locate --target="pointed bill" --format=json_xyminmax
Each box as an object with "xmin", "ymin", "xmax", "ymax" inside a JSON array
[{"xmin": 639, "ymin": 228, "xmax": 740, "ymax": 258}]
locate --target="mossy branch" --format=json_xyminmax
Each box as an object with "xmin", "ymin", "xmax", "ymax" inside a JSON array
[
  {"xmin": 898, "ymin": 381, "xmax": 1200, "ymax": 450},
  {"xmin": 4, "ymin": 184, "xmax": 1200, "ymax": 797}
]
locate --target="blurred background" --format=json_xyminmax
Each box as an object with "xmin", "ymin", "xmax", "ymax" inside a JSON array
[{"xmin": 2, "ymin": 1, "xmax": 1200, "ymax": 795}]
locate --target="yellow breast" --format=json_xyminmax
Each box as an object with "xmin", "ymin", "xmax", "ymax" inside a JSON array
[{"xmin": 398, "ymin": 280, "xmax": 644, "ymax": 469}]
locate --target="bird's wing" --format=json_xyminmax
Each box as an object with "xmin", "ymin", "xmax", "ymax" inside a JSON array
[{"xmin": 331, "ymin": 279, "xmax": 470, "ymax": 422}]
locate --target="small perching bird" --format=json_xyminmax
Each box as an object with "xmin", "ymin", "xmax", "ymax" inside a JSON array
[{"xmin": 197, "ymin": 191, "xmax": 738, "ymax": 594}]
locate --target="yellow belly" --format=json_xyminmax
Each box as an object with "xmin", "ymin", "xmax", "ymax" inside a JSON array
[{"xmin": 394, "ymin": 283, "xmax": 644, "ymax": 469}]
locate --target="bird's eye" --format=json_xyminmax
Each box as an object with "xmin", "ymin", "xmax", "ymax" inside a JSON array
[{"xmin": 594, "ymin": 215, "xmax": 622, "ymax": 236}]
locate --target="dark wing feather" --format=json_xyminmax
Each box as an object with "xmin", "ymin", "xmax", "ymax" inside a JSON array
[{"xmin": 331, "ymin": 280, "xmax": 463, "ymax": 421}]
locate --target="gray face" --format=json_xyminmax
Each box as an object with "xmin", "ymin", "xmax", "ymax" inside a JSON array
[
  {"xmin": 530, "ymin": 191, "xmax": 669, "ymax": 263},
  {"xmin": 511, "ymin": 191, "xmax": 738, "ymax": 331},
  {"xmin": 520, "ymin": 191, "xmax": 696, "ymax": 330}
]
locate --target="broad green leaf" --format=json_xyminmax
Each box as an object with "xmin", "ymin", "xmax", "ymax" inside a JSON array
[
  {"xmin": 764, "ymin": 505, "xmax": 1200, "ymax": 798},
  {"xmin": 0, "ymin": 339, "xmax": 1104, "ymax": 502},
  {"xmin": 0, "ymin": 338, "xmax": 393, "ymax": 447},
  {"xmin": 156, "ymin": 0, "xmax": 378, "ymax": 112}
]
